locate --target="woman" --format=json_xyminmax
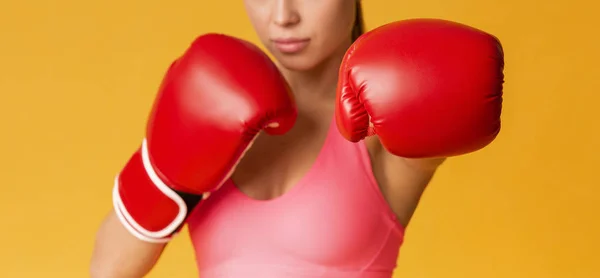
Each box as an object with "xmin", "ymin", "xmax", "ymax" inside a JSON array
[{"xmin": 91, "ymin": 1, "xmax": 501, "ymax": 277}]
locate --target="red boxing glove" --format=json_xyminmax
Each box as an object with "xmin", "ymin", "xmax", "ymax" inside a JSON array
[
  {"xmin": 336, "ymin": 19, "xmax": 504, "ymax": 158},
  {"xmin": 113, "ymin": 34, "xmax": 297, "ymax": 242}
]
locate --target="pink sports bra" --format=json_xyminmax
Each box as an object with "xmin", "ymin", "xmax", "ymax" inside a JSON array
[{"xmin": 187, "ymin": 118, "xmax": 405, "ymax": 277}]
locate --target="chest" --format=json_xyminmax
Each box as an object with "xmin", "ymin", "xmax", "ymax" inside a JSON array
[
  {"xmin": 231, "ymin": 115, "xmax": 332, "ymax": 200},
  {"xmin": 187, "ymin": 123, "xmax": 404, "ymax": 271},
  {"xmin": 188, "ymin": 155, "xmax": 403, "ymax": 270}
]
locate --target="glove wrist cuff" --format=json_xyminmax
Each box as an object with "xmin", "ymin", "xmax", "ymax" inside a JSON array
[{"xmin": 112, "ymin": 139, "xmax": 201, "ymax": 243}]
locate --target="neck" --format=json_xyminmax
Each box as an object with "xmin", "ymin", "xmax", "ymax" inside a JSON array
[{"xmin": 279, "ymin": 40, "xmax": 352, "ymax": 104}]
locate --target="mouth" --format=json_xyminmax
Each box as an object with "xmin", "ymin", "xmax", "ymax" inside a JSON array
[{"xmin": 271, "ymin": 38, "xmax": 311, "ymax": 54}]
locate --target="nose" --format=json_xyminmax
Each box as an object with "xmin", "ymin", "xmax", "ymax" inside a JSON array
[{"xmin": 273, "ymin": 0, "xmax": 300, "ymax": 27}]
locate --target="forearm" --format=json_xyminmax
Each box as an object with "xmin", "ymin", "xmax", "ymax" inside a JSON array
[{"xmin": 90, "ymin": 209, "xmax": 166, "ymax": 278}]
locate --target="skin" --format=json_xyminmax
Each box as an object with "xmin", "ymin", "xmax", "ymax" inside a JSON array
[
  {"xmin": 90, "ymin": 1, "xmax": 445, "ymax": 277},
  {"xmin": 237, "ymin": 0, "xmax": 445, "ymax": 223}
]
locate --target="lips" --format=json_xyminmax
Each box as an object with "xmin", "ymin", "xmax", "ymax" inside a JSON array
[{"xmin": 271, "ymin": 38, "xmax": 310, "ymax": 54}]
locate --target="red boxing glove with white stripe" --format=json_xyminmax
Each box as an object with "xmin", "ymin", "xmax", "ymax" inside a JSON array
[{"xmin": 113, "ymin": 34, "xmax": 297, "ymax": 243}]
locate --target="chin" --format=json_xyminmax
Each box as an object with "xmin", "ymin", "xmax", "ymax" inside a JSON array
[
  {"xmin": 271, "ymin": 50, "xmax": 322, "ymax": 72},
  {"xmin": 277, "ymin": 57, "xmax": 317, "ymax": 72}
]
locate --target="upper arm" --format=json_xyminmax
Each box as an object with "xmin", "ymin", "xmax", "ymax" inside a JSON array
[
  {"xmin": 365, "ymin": 137, "xmax": 445, "ymax": 227},
  {"xmin": 90, "ymin": 208, "xmax": 167, "ymax": 278}
]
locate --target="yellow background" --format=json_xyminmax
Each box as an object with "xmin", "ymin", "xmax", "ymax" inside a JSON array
[{"xmin": 1, "ymin": 0, "xmax": 598, "ymax": 277}]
